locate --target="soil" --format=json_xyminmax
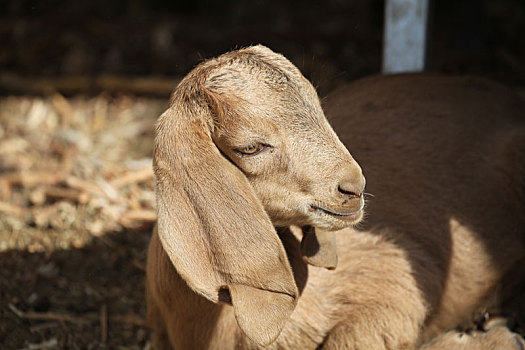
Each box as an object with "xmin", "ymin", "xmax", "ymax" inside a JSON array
[{"xmin": 1, "ymin": 229, "xmax": 151, "ymax": 349}]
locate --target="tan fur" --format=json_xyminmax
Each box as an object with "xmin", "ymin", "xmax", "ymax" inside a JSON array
[{"xmin": 146, "ymin": 46, "xmax": 525, "ymax": 349}]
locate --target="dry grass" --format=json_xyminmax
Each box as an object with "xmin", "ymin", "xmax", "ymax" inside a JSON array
[{"xmin": 0, "ymin": 94, "xmax": 166, "ymax": 252}]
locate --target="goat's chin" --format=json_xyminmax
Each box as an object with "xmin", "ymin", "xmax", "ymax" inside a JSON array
[{"xmin": 309, "ymin": 210, "xmax": 364, "ymax": 231}]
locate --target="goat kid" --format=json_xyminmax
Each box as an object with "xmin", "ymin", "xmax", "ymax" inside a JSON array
[{"xmin": 147, "ymin": 45, "xmax": 525, "ymax": 349}]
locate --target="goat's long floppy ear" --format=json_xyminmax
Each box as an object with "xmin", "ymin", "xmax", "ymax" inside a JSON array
[{"xmin": 153, "ymin": 84, "xmax": 298, "ymax": 346}]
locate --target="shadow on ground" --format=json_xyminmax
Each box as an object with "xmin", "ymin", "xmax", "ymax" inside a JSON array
[{"xmin": 1, "ymin": 228, "xmax": 152, "ymax": 349}]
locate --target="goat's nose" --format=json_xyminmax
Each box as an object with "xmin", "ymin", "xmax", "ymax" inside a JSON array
[{"xmin": 337, "ymin": 177, "xmax": 365, "ymax": 199}]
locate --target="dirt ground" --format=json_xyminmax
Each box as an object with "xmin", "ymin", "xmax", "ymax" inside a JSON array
[
  {"xmin": 1, "ymin": 229, "xmax": 152, "ymax": 349},
  {"xmin": 1, "ymin": 0, "xmax": 524, "ymax": 349}
]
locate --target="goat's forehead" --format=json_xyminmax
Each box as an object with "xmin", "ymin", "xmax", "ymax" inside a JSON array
[
  {"xmin": 210, "ymin": 80, "xmax": 322, "ymax": 123},
  {"xmin": 220, "ymin": 106, "xmax": 328, "ymax": 139},
  {"xmin": 201, "ymin": 49, "xmax": 326, "ymax": 131}
]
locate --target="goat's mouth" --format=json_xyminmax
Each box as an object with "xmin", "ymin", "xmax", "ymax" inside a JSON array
[{"xmin": 309, "ymin": 204, "xmax": 363, "ymax": 222}]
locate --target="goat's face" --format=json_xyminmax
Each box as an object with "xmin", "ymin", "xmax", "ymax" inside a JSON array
[{"xmin": 209, "ymin": 51, "xmax": 365, "ymax": 231}]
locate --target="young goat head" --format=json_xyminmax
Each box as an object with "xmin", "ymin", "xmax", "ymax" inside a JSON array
[{"xmin": 153, "ymin": 45, "xmax": 364, "ymax": 346}]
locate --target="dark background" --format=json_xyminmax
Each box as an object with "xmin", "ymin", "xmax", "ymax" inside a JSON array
[{"xmin": 1, "ymin": 0, "xmax": 524, "ymax": 96}]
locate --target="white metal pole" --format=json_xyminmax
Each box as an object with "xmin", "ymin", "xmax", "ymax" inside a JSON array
[{"xmin": 382, "ymin": 0, "xmax": 429, "ymax": 73}]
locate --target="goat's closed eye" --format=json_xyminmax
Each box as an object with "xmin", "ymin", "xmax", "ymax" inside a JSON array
[{"xmin": 235, "ymin": 143, "xmax": 269, "ymax": 156}]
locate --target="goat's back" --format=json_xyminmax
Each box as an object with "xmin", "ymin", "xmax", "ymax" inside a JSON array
[{"xmin": 325, "ymin": 74, "xmax": 525, "ymax": 334}]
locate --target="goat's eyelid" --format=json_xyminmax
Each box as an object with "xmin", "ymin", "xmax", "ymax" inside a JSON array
[{"xmin": 234, "ymin": 143, "xmax": 272, "ymax": 157}]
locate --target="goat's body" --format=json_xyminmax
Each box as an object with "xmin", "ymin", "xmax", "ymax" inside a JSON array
[
  {"xmin": 326, "ymin": 74, "xmax": 525, "ymax": 340},
  {"xmin": 147, "ymin": 71, "xmax": 525, "ymax": 349}
]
